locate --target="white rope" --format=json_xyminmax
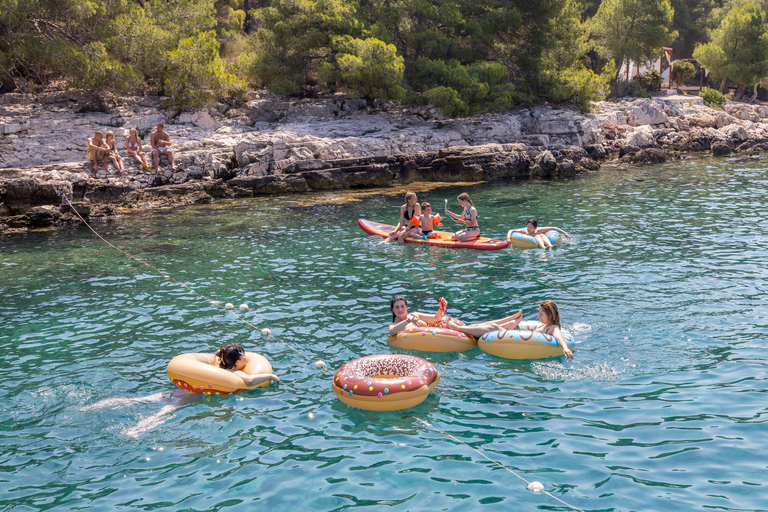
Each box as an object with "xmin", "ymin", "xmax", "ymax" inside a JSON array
[
  {"xmin": 410, "ymin": 415, "xmax": 585, "ymax": 512},
  {"xmin": 62, "ymin": 197, "xmax": 320, "ymax": 365}
]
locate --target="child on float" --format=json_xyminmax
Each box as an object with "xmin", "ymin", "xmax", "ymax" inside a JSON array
[
  {"xmin": 105, "ymin": 131, "xmax": 124, "ymax": 174},
  {"xmin": 385, "ymin": 191, "xmax": 422, "ymax": 243},
  {"xmin": 125, "ymin": 128, "xmax": 150, "ymax": 170},
  {"xmin": 445, "ymin": 192, "xmax": 479, "ymax": 241},
  {"xmin": 214, "ymin": 343, "xmax": 281, "ymax": 386},
  {"xmin": 533, "ymin": 300, "xmax": 573, "ymax": 359},
  {"xmin": 389, "ymin": 295, "xmax": 522, "ymax": 336},
  {"xmin": 418, "ymin": 202, "xmax": 442, "ymax": 239},
  {"xmin": 507, "ymin": 218, "xmax": 571, "ymax": 249}
]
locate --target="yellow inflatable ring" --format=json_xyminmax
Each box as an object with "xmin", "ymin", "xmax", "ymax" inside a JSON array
[
  {"xmin": 478, "ymin": 321, "xmax": 575, "ymax": 359},
  {"xmin": 332, "ymin": 354, "xmax": 440, "ymax": 411},
  {"xmin": 387, "ymin": 325, "xmax": 477, "ymax": 352},
  {"xmin": 167, "ymin": 352, "xmax": 273, "ymax": 395}
]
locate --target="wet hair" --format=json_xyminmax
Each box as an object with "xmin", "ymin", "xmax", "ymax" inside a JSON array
[
  {"xmin": 215, "ymin": 343, "xmax": 245, "ymax": 369},
  {"xmin": 405, "ymin": 191, "xmax": 416, "ymax": 203},
  {"xmin": 539, "ymin": 300, "xmax": 561, "ymax": 327},
  {"xmin": 421, "ymin": 202, "xmax": 431, "ymax": 211},
  {"xmin": 528, "ymin": 218, "xmax": 538, "ymax": 229},
  {"xmin": 390, "ymin": 295, "xmax": 407, "ymax": 323},
  {"xmin": 106, "ymin": 130, "xmax": 114, "ymax": 138},
  {"xmin": 457, "ymin": 192, "xmax": 473, "ymax": 206}
]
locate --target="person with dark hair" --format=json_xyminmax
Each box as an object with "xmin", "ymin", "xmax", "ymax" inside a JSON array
[
  {"xmin": 389, "ymin": 296, "xmax": 522, "ymax": 337},
  {"xmin": 385, "ymin": 191, "xmax": 422, "ymax": 243},
  {"xmin": 445, "ymin": 192, "xmax": 479, "ymax": 241},
  {"xmin": 214, "ymin": 343, "xmax": 281, "ymax": 386},
  {"xmin": 507, "ymin": 218, "xmax": 571, "ymax": 249}
]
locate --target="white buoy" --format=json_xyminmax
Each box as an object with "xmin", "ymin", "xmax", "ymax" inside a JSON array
[
  {"xmin": 314, "ymin": 360, "xmax": 326, "ymax": 369},
  {"xmin": 225, "ymin": 303, "xmax": 234, "ymax": 310},
  {"xmin": 527, "ymin": 481, "xmax": 544, "ymax": 493},
  {"xmin": 261, "ymin": 328, "xmax": 271, "ymax": 336},
  {"xmin": 239, "ymin": 304, "xmax": 249, "ymax": 311}
]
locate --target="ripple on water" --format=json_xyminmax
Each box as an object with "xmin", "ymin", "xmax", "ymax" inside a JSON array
[{"xmin": 2, "ymin": 161, "xmax": 768, "ymax": 510}]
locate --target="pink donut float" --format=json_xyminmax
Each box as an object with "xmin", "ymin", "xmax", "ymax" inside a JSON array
[{"xmin": 332, "ymin": 354, "xmax": 440, "ymax": 411}]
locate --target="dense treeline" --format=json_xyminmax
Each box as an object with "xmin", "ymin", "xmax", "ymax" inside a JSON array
[{"xmin": 1, "ymin": 0, "xmax": 766, "ymax": 114}]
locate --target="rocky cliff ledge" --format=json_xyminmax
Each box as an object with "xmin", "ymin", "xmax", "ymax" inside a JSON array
[{"xmin": 2, "ymin": 91, "xmax": 768, "ymax": 232}]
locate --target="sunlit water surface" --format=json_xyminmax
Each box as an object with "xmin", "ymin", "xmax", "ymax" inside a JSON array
[{"xmin": 2, "ymin": 157, "xmax": 768, "ymax": 511}]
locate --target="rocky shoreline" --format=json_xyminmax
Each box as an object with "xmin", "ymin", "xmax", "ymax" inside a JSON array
[{"xmin": 2, "ymin": 90, "xmax": 768, "ymax": 233}]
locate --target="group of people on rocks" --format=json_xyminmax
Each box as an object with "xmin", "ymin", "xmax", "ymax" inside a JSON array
[{"xmin": 86, "ymin": 122, "xmax": 176, "ymax": 174}]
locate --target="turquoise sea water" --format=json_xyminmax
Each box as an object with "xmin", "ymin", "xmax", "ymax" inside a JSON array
[{"xmin": 2, "ymin": 157, "xmax": 768, "ymax": 511}]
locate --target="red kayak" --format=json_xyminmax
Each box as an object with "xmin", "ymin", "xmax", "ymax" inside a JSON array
[{"xmin": 358, "ymin": 219, "xmax": 509, "ymax": 251}]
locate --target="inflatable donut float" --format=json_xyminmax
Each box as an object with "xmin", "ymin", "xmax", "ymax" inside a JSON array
[
  {"xmin": 387, "ymin": 325, "xmax": 477, "ymax": 352},
  {"xmin": 332, "ymin": 354, "xmax": 440, "ymax": 411},
  {"xmin": 507, "ymin": 230, "xmax": 561, "ymax": 248},
  {"xmin": 478, "ymin": 321, "xmax": 575, "ymax": 359},
  {"xmin": 167, "ymin": 352, "xmax": 273, "ymax": 395}
]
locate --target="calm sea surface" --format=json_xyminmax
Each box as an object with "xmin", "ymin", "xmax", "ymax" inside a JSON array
[{"xmin": 2, "ymin": 156, "xmax": 768, "ymax": 511}]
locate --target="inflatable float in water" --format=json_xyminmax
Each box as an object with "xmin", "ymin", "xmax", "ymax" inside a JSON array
[
  {"xmin": 506, "ymin": 230, "xmax": 561, "ymax": 249},
  {"xmin": 387, "ymin": 325, "xmax": 477, "ymax": 352},
  {"xmin": 167, "ymin": 352, "xmax": 273, "ymax": 395},
  {"xmin": 359, "ymin": 219, "xmax": 509, "ymax": 251},
  {"xmin": 332, "ymin": 354, "xmax": 440, "ymax": 411},
  {"xmin": 478, "ymin": 321, "xmax": 575, "ymax": 359}
]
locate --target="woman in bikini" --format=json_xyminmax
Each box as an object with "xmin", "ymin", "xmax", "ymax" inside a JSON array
[
  {"xmin": 389, "ymin": 295, "xmax": 522, "ymax": 337},
  {"xmin": 125, "ymin": 128, "xmax": 150, "ymax": 170},
  {"xmin": 385, "ymin": 191, "xmax": 422, "ymax": 243},
  {"xmin": 445, "ymin": 192, "xmax": 479, "ymax": 242}
]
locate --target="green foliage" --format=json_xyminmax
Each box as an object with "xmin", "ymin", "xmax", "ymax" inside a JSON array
[
  {"xmin": 670, "ymin": 61, "xmax": 696, "ymax": 84},
  {"xmin": 591, "ymin": 0, "xmax": 678, "ymax": 79},
  {"xmin": 245, "ymin": 0, "xmax": 361, "ymax": 95},
  {"xmin": 699, "ymin": 87, "xmax": 727, "ymax": 108},
  {"xmin": 68, "ymin": 42, "xmax": 142, "ymax": 94},
  {"xmin": 564, "ymin": 60, "xmax": 615, "ymax": 112},
  {"xmin": 633, "ymin": 70, "xmax": 663, "ymax": 91},
  {"xmin": 164, "ymin": 31, "xmax": 246, "ymax": 109},
  {"xmin": 320, "ymin": 36, "xmax": 405, "ymax": 100},
  {"xmin": 407, "ymin": 59, "xmax": 515, "ymax": 116},
  {"xmin": 693, "ymin": 3, "xmax": 768, "ymax": 88}
]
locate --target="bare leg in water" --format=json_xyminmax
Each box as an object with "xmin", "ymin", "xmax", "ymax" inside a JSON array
[{"xmin": 447, "ymin": 310, "xmax": 523, "ymax": 337}]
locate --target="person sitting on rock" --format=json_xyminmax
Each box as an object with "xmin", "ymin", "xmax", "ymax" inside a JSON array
[
  {"xmin": 150, "ymin": 122, "xmax": 176, "ymax": 172},
  {"xmin": 86, "ymin": 131, "xmax": 111, "ymax": 173},
  {"xmin": 125, "ymin": 128, "xmax": 150, "ymax": 170},
  {"xmin": 104, "ymin": 131, "xmax": 124, "ymax": 174}
]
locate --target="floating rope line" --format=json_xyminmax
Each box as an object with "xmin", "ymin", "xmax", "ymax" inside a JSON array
[
  {"xmin": 61, "ymin": 197, "xmax": 320, "ymax": 366},
  {"xmin": 409, "ymin": 414, "xmax": 585, "ymax": 512}
]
